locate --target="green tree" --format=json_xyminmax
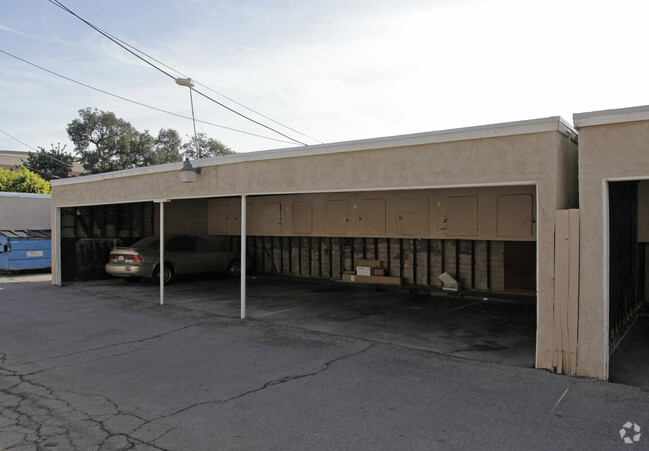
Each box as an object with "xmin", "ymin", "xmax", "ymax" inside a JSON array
[
  {"xmin": 22, "ymin": 143, "xmax": 75, "ymax": 181},
  {"xmin": 67, "ymin": 107, "xmax": 138, "ymax": 174},
  {"xmin": 153, "ymin": 128, "xmax": 183, "ymax": 165},
  {"xmin": 126, "ymin": 129, "xmax": 155, "ymax": 168},
  {"xmin": 67, "ymin": 108, "xmax": 196, "ymax": 174},
  {"xmin": 0, "ymin": 166, "xmax": 51, "ymax": 194},
  {"xmin": 181, "ymin": 132, "xmax": 235, "ymax": 159}
]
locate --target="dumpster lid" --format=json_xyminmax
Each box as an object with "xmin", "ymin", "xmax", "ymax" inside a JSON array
[{"xmin": 0, "ymin": 229, "xmax": 51, "ymax": 239}]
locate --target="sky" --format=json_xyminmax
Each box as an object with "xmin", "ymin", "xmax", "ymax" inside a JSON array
[{"xmin": 1, "ymin": 0, "xmax": 649, "ymax": 157}]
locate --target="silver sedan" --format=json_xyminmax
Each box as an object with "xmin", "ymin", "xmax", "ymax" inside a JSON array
[{"xmin": 105, "ymin": 235, "xmax": 240, "ymax": 284}]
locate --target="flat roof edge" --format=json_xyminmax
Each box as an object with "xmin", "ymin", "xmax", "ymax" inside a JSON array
[
  {"xmin": 574, "ymin": 105, "xmax": 649, "ymax": 128},
  {"xmin": 52, "ymin": 116, "xmax": 573, "ymax": 187},
  {"xmin": 51, "ymin": 180, "xmax": 539, "ymax": 208},
  {"xmin": 0, "ymin": 192, "xmax": 51, "ymax": 199}
]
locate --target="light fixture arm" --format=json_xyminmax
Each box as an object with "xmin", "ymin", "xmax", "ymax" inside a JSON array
[
  {"xmin": 175, "ymin": 77, "xmax": 200, "ymax": 159},
  {"xmin": 188, "ymin": 87, "xmax": 200, "ymax": 159}
]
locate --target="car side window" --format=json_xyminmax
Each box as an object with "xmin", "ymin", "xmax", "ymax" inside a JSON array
[
  {"xmin": 195, "ymin": 237, "xmax": 219, "ymax": 252},
  {"xmin": 166, "ymin": 236, "xmax": 196, "ymax": 252}
]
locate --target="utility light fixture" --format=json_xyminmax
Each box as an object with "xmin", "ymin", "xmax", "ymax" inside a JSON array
[
  {"xmin": 175, "ymin": 77, "xmax": 195, "ymax": 88},
  {"xmin": 180, "ymin": 158, "xmax": 201, "ymax": 183}
]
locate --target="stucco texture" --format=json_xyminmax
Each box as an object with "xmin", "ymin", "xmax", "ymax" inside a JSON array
[
  {"xmin": 51, "ymin": 126, "xmax": 575, "ymax": 372},
  {"xmin": 0, "ymin": 194, "xmax": 51, "ymax": 229},
  {"xmin": 577, "ymin": 119, "xmax": 649, "ymax": 379}
]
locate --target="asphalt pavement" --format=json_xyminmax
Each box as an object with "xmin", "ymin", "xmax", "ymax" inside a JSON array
[{"xmin": 0, "ymin": 274, "xmax": 648, "ymax": 450}]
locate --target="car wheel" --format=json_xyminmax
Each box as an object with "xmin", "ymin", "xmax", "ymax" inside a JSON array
[
  {"xmin": 227, "ymin": 259, "xmax": 241, "ymax": 278},
  {"xmin": 153, "ymin": 264, "xmax": 174, "ymax": 285}
]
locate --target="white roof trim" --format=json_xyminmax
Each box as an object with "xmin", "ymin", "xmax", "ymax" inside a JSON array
[
  {"xmin": 51, "ymin": 116, "xmax": 574, "ymax": 187},
  {"xmin": 0, "ymin": 192, "xmax": 51, "ymax": 199},
  {"xmin": 52, "ymin": 181, "xmax": 539, "ymax": 208},
  {"xmin": 574, "ymin": 105, "xmax": 649, "ymax": 128}
]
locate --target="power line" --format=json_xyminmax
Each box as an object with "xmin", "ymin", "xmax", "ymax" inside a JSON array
[
  {"xmin": 0, "ymin": 146, "xmax": 62, "ymax": 181},
  {"xmin": 1, "ymin": 162, "xmax": 60, "ymax": 180},
  {"xmin": 194, "ymin": 81, "xmax": 323, "ymax": 145},
  {"xmin": 0, "ymin": 144, "xmax": 68, "ymax": 168},
  {"xmin": 0, "ymin": 48, "xmax": 298, "ymax": 145},
  {"xmin": 86, "ymin": 29, "xmax": 322, "ymax": 144},
  {"xmin": 0, "ymin": 128, "xmax": 73, "ymax": 172},
  {"xmin": 47, "ymin": 0, "xmax": 176, "ymax": 80},
  {"xmin": 191, "ymin": 86, "xmax": 308, "ymax": 146},
  {"xmin": 47, "ymin": 0, "xmax": 314, "ymax": 146},
  {"xmin": 21, "ymin": 164, "xmax": 61, "ymax": 180},
  {"xmin": 53, "ymin": 6, "xmax": 322, "ymax": 145},
  {"xmin": 0, "ymin": 129, "xmax": 39, "ymax": 152}
]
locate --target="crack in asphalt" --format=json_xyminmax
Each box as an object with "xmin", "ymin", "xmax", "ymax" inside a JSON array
[
  {"xmin": 20, "ymin": 341, "xmax": 154, "ymax": 378},
  {"xmin": 17, "ymin": 319, "xmax": 216, "ymax": 367},
  {"xmin": 0, "ymin": 319, "xmax": 219, "ymax": 450},
  {"xmin": 0, "ymin": 360, "xmax": 165, "ymax": 450},
  {"xmin": 154, "ymin": 342, "xmax": 377, "ymax": 420},
  {"xmin": 0, "ymin": 340, "xmax": 377, "ymax": 450}
]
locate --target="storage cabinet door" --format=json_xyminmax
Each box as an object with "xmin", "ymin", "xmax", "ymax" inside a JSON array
[{"xmin": 440, "ymin": 195, "xmax": 478, "ymax": 237}]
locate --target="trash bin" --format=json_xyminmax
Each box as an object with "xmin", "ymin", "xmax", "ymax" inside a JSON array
[{"xmin": 0, "ymin": 230, "xmax": 51, "ymax": 273}]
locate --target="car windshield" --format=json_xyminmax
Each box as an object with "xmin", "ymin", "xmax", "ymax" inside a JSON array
[{"xmin": 130, "ymin": 236, "xmax": 160, "ymax": 250}]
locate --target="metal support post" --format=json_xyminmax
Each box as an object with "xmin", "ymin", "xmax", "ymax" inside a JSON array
[{"xmin": 241, "ymin": 195, "xmax": 247, "ymax": 319}]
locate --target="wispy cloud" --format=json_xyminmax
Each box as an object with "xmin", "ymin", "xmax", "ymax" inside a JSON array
[
  {"xmin": 0, "ymin": 24, "xmax": 45, "ymax": 40},
  {"xmin": 2, "ymin": 0, "xmax": 649, "ymax": 153}
]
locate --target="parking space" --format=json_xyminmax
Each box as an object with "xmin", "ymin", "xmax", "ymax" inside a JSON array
[
  {"xmin": 3, "ymin": 274, "xmax": 648, "ymax": 450},
  {"xmin": 609, "ymin": 312, "xmax": 649, "ymax": 391},
  {"xmin": 79, "ymin": 275, "xmax": 537, "ymax": 368}
]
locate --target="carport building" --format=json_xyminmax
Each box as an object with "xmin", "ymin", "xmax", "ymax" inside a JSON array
[
  {"xmin": 50, "ymin": 117, "xmax": 578, "ymax": 376},
  {"xmin": 574, "ymin": 105, "xmax": 649, "ymax": 380}
]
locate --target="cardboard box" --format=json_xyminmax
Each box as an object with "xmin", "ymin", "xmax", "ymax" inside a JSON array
[
  {"xmin": 357, "ymin": 259, "xmax": 381, "ymax": 268},
  {"xmin": 357, "ymin": 266, "xmax": 373, "ymax": 276}
]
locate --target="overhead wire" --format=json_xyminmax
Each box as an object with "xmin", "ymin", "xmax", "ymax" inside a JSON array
[
  {"xmin": 85, "ymin": 30, "xmax": 323, "ymax": 144},
  {"xmin": 0, "ymin": 49, "xmax": 298, "ymax": 145},
  {"xmin": 20, "ymin": 164, "xmax": 61, "ymax": 180},
  {"xmin": 63, "ymin": 22, "xmax": 322, "ymax": 145},
  {"xmin": 47, "ymin": 0, "xmax": 176, "ymax": 80},
  {"xmin": 47, "ymin": 0, "xmax": 314, "ymax": 146},
  {"xmin": 0, "ymin": 128, "xmax": 39, "ymax": 152},
  {"xmin": 190, "ymin": 86, "xmax": 308, "ymax": 145},
  {"xmin": 195, "ymin": 83, "xmax": 323, "ymax": 145},
  {"xmin": 0, "ymin": 128, "xmax": 72, "ymax": 179},
  {"xmin": 0, "ymin": 150, "xmax": 61, "ymax": 181}
]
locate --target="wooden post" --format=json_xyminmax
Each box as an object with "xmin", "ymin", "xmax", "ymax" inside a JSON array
[{"xmin": 553, "ymin": 209, "xmax": 580, "ymax": 374}]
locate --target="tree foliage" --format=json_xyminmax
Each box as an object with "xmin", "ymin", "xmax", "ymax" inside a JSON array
[
  {"xmin": 66, "ymin": 108, "xmax": 200, "ymax": 175},
  {"xmin": 181, "ymin": 132, "xmax": 235, "ymax": 159},
  {"xmin": 67, "ymin": 108, "xmax": 134, "ymax": 174},
  {"xmin": 154, "ymin": 128, "xmax": 183, "ymax": 164},
  {"xmin": 0, "ymin": 166, "xmax": 51, "ymax": 194},
  {"xmin": 22, "ymin": 143, "xmax": 74, "ymax": 181}
]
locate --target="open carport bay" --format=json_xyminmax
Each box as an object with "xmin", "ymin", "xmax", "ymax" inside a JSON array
[{"xmin": 80, "ymin": 275, "xmax": 536, "ymax": 367}]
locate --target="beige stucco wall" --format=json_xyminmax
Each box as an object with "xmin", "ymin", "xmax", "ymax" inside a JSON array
[
  {"xmin": 576, "ymin": 116, "xmax": 649, "ymax": 379},
  {"xmin": 0, "ymin": 193, "xmax": 51, "ymax": 229},
  {"xmin": 51, "ymin": 120, "xmax": 577, "ymax": 373},
  {"xmin": 52, "ymin": 132, "xmax": 569, "ymax": 206}
]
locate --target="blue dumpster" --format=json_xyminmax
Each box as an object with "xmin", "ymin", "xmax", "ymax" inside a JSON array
[{"xmin": 0, "ymin": 230, "xmax": 51, "ymax": 273}]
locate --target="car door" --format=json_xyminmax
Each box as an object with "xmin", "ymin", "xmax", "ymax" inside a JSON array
[
  {"xmin": 165, "ymin": 236, "xmax": 200, "ymax": 276},
  {"xmin": 194, "ymin": 237, "xmax": 230, "ymax": 272}
]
